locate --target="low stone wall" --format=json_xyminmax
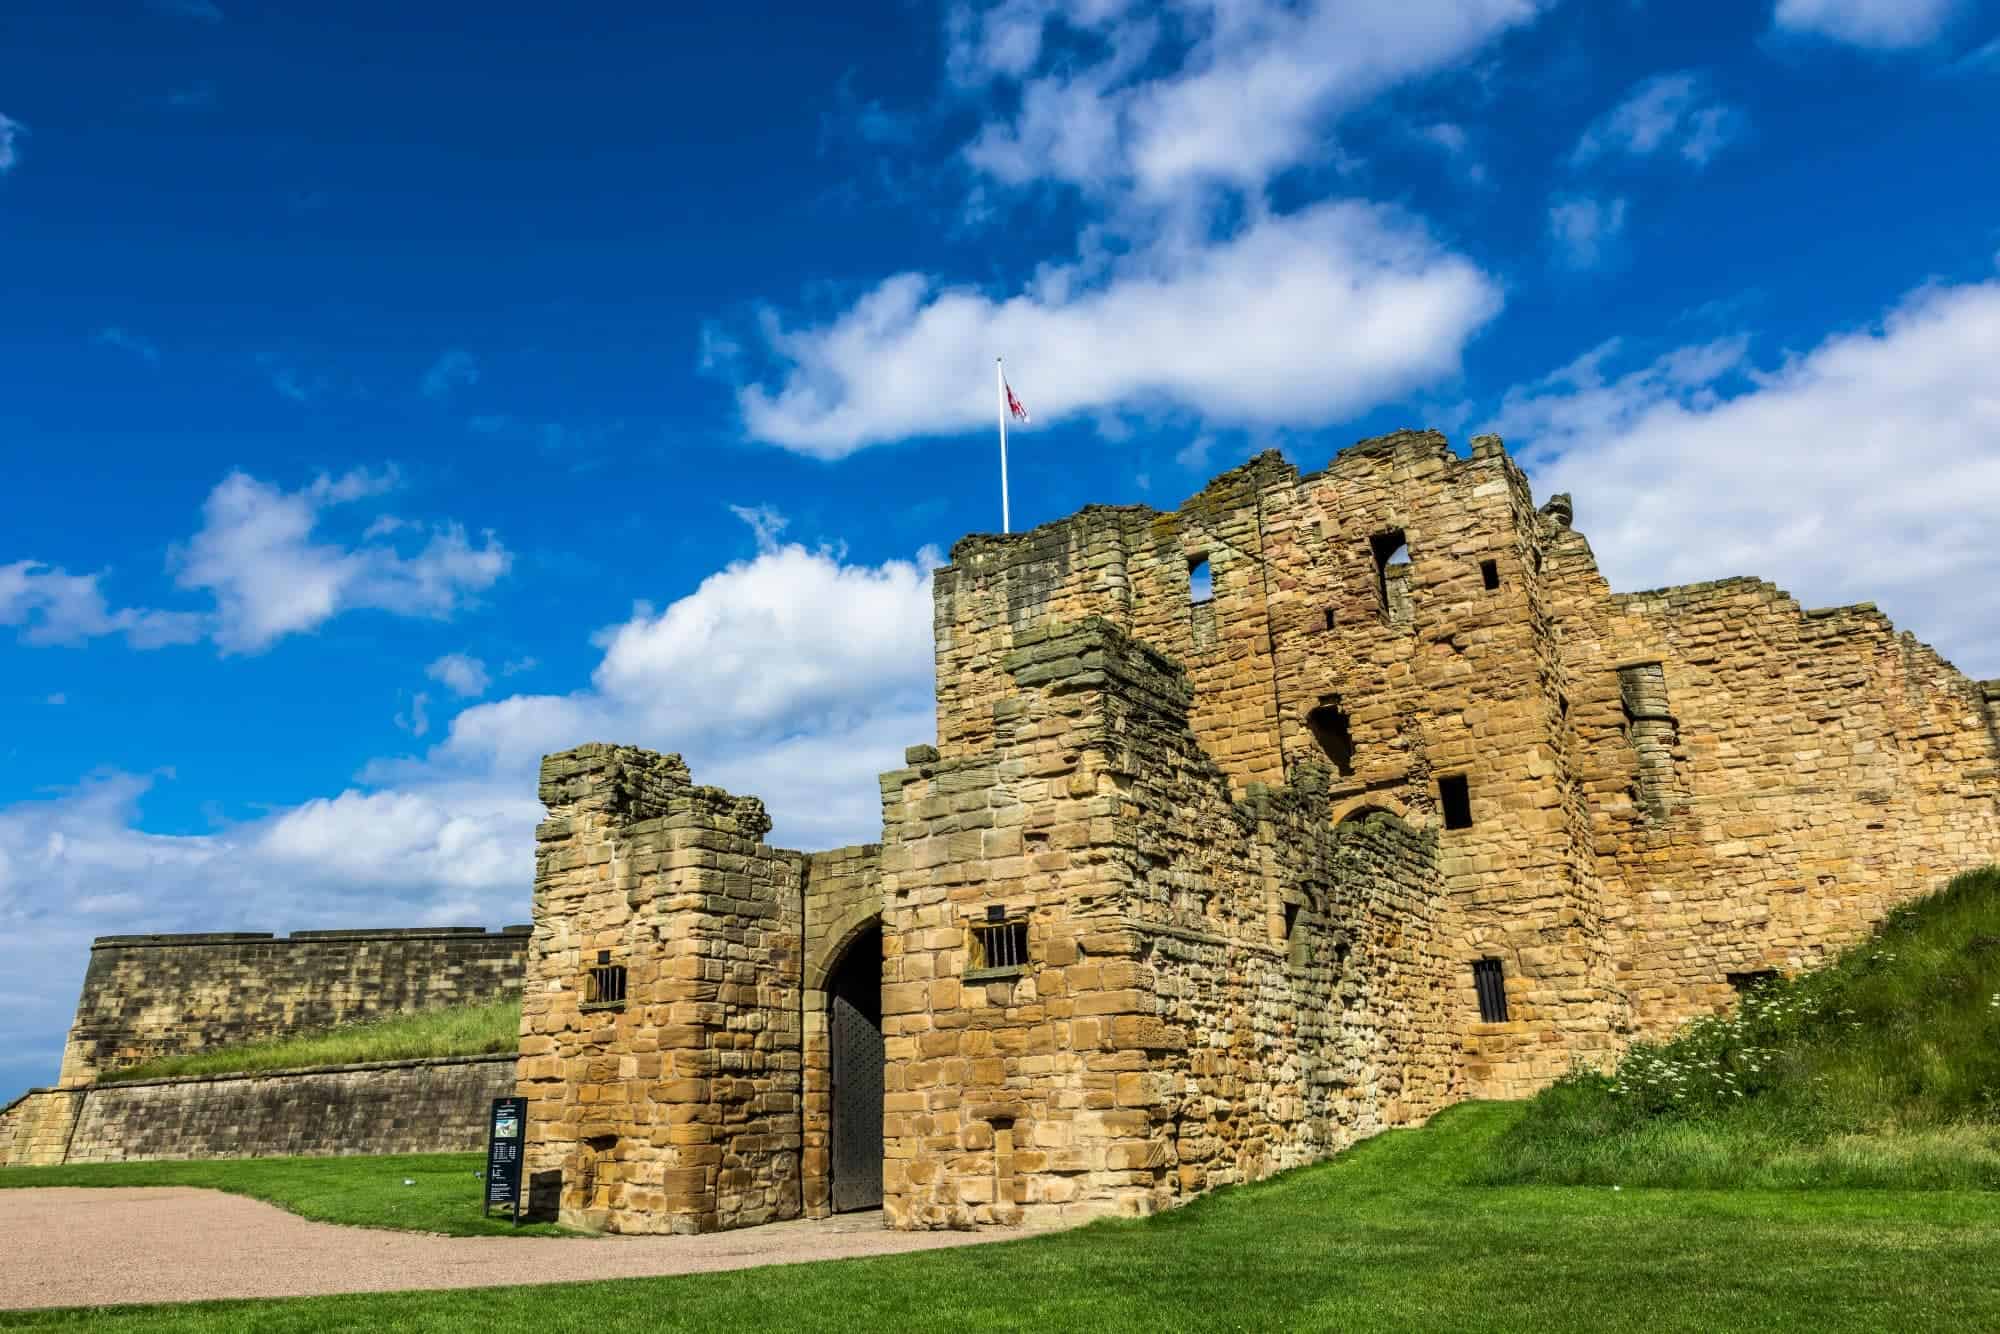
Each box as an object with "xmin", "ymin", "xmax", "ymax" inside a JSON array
[{"xmin": 0, "ymin": 1055, "xmax": 515, "ymax": 1167}]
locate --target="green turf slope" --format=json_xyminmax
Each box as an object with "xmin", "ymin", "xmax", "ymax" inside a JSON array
[{"xmin": 1489, "ymin": 864, "xmax": 2000, "ymax": 1188}]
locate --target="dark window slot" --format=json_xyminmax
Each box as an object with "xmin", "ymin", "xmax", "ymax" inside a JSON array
[
  {"xmin": 1472, "ymin": 957, "xmax": 1508, "ymax": 1022},
  {"xmin": 1480, "ymin": 559, "xmax": 1500, "ymax": 590},
  {"xmin": 1439, "ymin": 774, "xmax": 1472, "ymax": 829}
]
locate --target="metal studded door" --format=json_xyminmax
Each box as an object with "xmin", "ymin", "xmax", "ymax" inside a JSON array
[{"xmin": 829, "ymin": 987, "xmax": 885, "ymax": 1212}]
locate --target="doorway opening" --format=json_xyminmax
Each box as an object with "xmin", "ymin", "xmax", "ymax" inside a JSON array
[{"xmin": 826, "ymin": 923, "xmax": 884, "ymax": 1213}]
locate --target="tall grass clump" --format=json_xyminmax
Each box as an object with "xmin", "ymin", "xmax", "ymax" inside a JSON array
[
  {"xmin": 1488, "ymin": 865, "xmax": 2000, "ymax": 1188},
  {"xmin": 97, "ymin": 997, "xmax": 522, "ymax": 1083}
]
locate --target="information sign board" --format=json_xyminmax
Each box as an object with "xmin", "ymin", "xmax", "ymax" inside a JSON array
[{"xmin": 484, "ymin": 1096, "xmax": 527, "ymax": 1222}]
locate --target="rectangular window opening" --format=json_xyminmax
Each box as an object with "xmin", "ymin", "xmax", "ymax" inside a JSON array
[
  {"xmin": 1480, "ymin": 559, "xmax": 1500, "ymax": 591},
  {"xmin": 1726, "ymin": 969, "xmax": 1780, "ymax": 995},
  {"xmin": 585, "ymin": 962, "xmax": 628, "ymax": 1009},
  {"xmin": 1188, "ymin": 554, "xmax": 1213, "ymax": 606},
  {"xmin": 970, "ymin": 912, "xmax": 1030, "ymax": 978},
  {"xmin": 1322, "ymin": 607, "xmax": 1336, "ymax": 632},
  {"xmin": 1472, "ymin": 957, "xmax": 1508, "ymax": 1022},
  {"xmin": 1439, "ymin": 774, "xmax": 1472, "ymax": 830},
  {"xmin": 1370, "ymin": 529, "xmax": 1410, "ymax": 624},
  {"xmin": 1282, "ymin": 901, "xmax": 1300, "ymax": 940}
]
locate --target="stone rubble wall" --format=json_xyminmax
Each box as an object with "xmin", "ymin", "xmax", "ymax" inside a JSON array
[
  {"xmin": 1546, "ymin": 547, "xmax": 2000, "ymax": 1038},
  {"xmin": 0, "ymin": 1055, "xmax": 514, "ymax": 1167},
  {"xmin": 519, "ymin": 745, "xmax": 807, "ymax": 1235},
  {"xmin": 58, "ymin": 927, "xmax": 529, "ymax": 1087},
  {"xmin": 879, "ymin": 619, "xmax": 1458, "ymax": 1228}
]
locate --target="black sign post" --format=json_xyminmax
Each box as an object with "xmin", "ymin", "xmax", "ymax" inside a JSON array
[{"xmin": 483, "ymin": 1096, "xmax": 527, "ymax": 1223}]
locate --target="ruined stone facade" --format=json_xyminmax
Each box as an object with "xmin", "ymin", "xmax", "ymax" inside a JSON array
[{"xmin": 521, "ymin": 430, "xmax": 1998, "ymax": 1233}]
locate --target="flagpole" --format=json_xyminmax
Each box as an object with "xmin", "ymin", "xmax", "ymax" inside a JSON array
[{"xmin": 996, "ymin": 357, "xmax": 1010, "ymax": 534}]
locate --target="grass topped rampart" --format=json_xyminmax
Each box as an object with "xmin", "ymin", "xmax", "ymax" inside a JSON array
[
  {"xmin": 1490, "ymin": 865, "xmax": 2000, "ymax": 1188},
  {"xmin": 96, "ymin": 998, "xmax": 521, "ymax": 1084}
]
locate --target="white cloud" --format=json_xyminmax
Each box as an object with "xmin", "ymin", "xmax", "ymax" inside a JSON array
[
  {"xmin": 1547, "ymin": 194, "xmax": 1627, "ymax": 270},
  {"xmin": 0, "ymin": 511, "xmax": 938, "ymax": 1098},
  {"xmin": 395, "ymin": 691, "xmax": 432, "ymax": 738},
  {"xmin": 1492, "ymin": 275, "xmax": 2000, "ymax": 677},
  {"xmin": 6, "ymin": 469, "xmax": 511, "ymax": 655},
  {"xmin": 740, "ymin": 201, "xmax": 1501, "ymax": 456},
  {"xmin": 1571, "ymin": 72, "xmax": 1744, "ymax": 168},
  {"xmin": 0, "ymin": 113, "xmax": 22, "ymax": 173},
  {"xmin": 171, "ymin": 469, "xmax": 511, "ymax": 654},
  {"xmin": 427, "ymin": 653, "xmax": 491, "ymax": 698},
  {"xmin": 422, "ymin": 348, "xmax": 479, "ymax": 401},
  {"xmin": 0, "ymin": 562, "xmax": 205, "ymax": 649},
  {"xmin": 45, "ymin": 693, "xmax": 65, "ymax": 706},
  {"xmin": 956, "ymin": 0, "xmax": 1546, "ymax": 201},
  {"xmin": 1773, "ymin": 0, "xmax": 1966, "ymax": 49}
]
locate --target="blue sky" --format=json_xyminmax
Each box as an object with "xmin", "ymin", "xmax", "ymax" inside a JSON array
[{"xmin": 3, "ymin": 0, "xmax": 1998, "ymax": 1100}]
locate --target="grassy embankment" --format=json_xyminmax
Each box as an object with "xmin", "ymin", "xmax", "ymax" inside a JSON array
[
  {"xmin": 96, "ymin": 998, "xmax": 522, "ymax": 1084},
  {"xmin": 1486, "ymin": 864, "xmax": 2000, "ymax": 1188},
  {"xmin": 5, "ymin": 1102, "xmax": 2000, "ymax": 1332}
]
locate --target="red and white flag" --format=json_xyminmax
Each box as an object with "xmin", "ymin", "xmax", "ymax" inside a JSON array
[{"xmin": 1005, "ymin": 380, "xmax": 1029, "ymax": 424}]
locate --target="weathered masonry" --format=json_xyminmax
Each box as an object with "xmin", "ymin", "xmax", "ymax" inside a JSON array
[
  {"xmin": 0, "ymin": 926, "xmax": 529, "ymax": 1167},
  {"xmin": 520, "ymin": 429, "xmax": 2000, "ymax": 1233},
  {"xmin": 57, "ymin": 927, "xmax": 530, "ymax": 1086}
]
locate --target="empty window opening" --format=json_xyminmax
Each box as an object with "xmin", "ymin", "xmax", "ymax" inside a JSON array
[
  {"xmin": 1480, "ymin": 559, "xmax": 1500, "ymax": 591},
  {"xmin": 1439, "ymin": 775, "xmax": 1473, "ymax": 830},
  {"xmin": 1323, "ymin": 607, "xmax": 1336, "ymax": 632},
  {"xmin": 1371, "ymin": 530, "xmax": 1412, "ymax": 626},
  {"xmin": 585, "ymin": 955, "xmax": 627, "ymax": 1010},
  {"xmin": 1188, "ymin": 555, "xmax": 1213, "ymax": 605},
  {"xmin": 1282, "ymin": 901, "xmax": 1300, "ymax": 940},
  {"xmin": 1188, "ymin": 554, "xmax": 1218, "ymax": 648},
  {"xmin": 970, "ymin": 906, "xmax": 1029, "ymax": 977},
  {"xmin": 1727, "ymin": 969, "xmax": 1780, "ymax": 995},
  {"xmin": 1305, "ymin": 702, "xmax": 1356, "ymax": 776},
  {"xmin": 1472, "ymin": 958, "xmax": 1508, "ymax": 1022}
]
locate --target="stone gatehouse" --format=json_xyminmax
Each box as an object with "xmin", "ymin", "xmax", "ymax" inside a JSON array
[{"xmin": 517, "ymin": 429, "xmax": 2000, "ymax": 1234}]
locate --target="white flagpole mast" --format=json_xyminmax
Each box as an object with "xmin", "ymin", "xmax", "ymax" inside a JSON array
[{"xmin": 996, "ymin": 356, "xmax": 1010, "ymax": 534}]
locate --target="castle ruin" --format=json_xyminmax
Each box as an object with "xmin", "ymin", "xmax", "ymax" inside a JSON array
[{"xmin": 517, "ymin": 430, "xmax": 2000, "ymax": 1233}]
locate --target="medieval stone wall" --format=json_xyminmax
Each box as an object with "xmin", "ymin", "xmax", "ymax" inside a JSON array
[
  {"xmin": 1545, "ymin": 548, "xmax": 2000, "ymax": 1037},
  {"xmin": 519, "ymin": 745, "xmax": 807, "ymax": 1234},
  {"xmin": 515, "ymin": 428, "xmax": 1998, "ymax": 1237},
  {"xmin": 57, "ymin": 927, "xmax": 529, "ymax": 1087},
  {"xmin": 878, "ymin": 619, "xmax": 1461, "ymax": 1228},
  {"xmin": 0, "ymin": 1055, "xmax": 514, "ymax": 1167}
]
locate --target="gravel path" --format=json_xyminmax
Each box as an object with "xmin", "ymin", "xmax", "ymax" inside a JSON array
[{"xmin": 0, "ymin": 1188, "xmax": 1014, "ymax": 1310}]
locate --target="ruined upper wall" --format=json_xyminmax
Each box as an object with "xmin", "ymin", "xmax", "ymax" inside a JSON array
[
  {"xmin": 879, "ymin": 616, "xmax": 1461, "ymax": 1227},
  {"xmin": 57, "ymin": 926, "xmax": 529, "ymax": 1086},
  {"xmin": 1546, "ymin": 544, "xmax": 2000, "ymax": 1035}
]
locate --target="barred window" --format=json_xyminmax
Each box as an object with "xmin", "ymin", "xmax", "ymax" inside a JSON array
[
  {"xmin": 969, "ymin": 906, "xmax": 1029, "ymax": 978},
  {"xmin": 585, "ymin": 952, "xmax": 627, "ymax": 1010},
  {"xmin": 1472, "ymin": 957, "xmax": 1508, "ymax": 1023}
]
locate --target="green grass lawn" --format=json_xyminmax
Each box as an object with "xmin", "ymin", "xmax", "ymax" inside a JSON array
[
  {"xmin": 1488, "ymin": 865, "xmax": 2000, "ymax": 1189},
  {"xmin": 4, "ymin": 1102, "xmax": 1998, "ymax": 1332},
  {"xmin": 98, "ymin": 999, "xmax": 522, "ymax": 1083},
  {"xmin": 0, "ymin": 1151, "xmax": 568, "ymax": 1239}
]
